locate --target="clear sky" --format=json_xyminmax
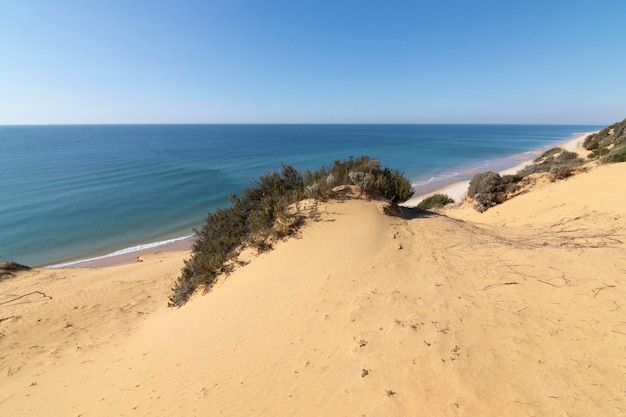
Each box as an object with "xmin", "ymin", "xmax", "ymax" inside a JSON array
[{"xmin": 1, "ymin": 0, "xmax": 625, "ymax": 124}]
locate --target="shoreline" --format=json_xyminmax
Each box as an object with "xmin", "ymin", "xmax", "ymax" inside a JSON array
[
  {"xmin": 47, "ymin": 131, "xmax": 594, "ymax": 269},
  {"xmin": 47, "ymin": 235, "xmax": 195, "ymax": 269},
  {"xmin": 3, "ymin": 159, "xmax": 625, "ymax": 416},
  {"xmin": 403, "ymin": 131, "xmax": 595, "ymax": 207}
]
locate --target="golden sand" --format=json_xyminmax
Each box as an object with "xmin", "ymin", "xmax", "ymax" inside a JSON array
[{"xmin": 1, "ymin": 162, "xmax": 625, "ymax": 416}]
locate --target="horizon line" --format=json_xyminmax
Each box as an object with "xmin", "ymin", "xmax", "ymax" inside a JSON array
[{"xmin": 0, "ymin": 122, "xmax": 608, "ymax": 127}]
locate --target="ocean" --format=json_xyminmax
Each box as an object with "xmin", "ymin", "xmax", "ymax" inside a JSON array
[{"xmin": 0, "ymin": 124, "xmax": 601, "ymax": 267}]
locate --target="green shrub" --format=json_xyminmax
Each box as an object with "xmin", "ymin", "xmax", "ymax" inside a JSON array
[
  {"xmin": 472, "ymin": 146, "xmax": 589, "ymax": 213},
  {"xmin": 535, "ymin": 147, "xmax": 563, "ymax": 162},
  {"xmin": 321, "ymin": 156, "xmax": 413, "ymax": 203},
  {"xmin": 467, "ymin": 118, "xmax": 625, "ymax": 213},
  {"xmin": 468, "ymin": 172, "xmax": 504, "ymax": 212},
  {"xmin": 588, "ymin": 147, "xmax": 610, "ymax": 159},
  {"xmin": 601, "ymin": 145, "xmax": 626, "ymax": 164},
  {"xmin": 169, "ymin": 156, "xmax": 414, "ymax": 306},
  {"xmin": 467, "ymin": 172, "xmax": 524, "ymax": 212},
  {"xmin": 583, "ymin": 134, "xmax": 599, "ymax": 150},
  {"xmin": 169, "ymin": 165, "xmax": 306, "ymax": 306},
  {"xmin": 516, "ymin": 164, "xmax": 540, "ymax": 177},
  {"xmin": 534, "ymin": 148, "xmax": 580, "ymax": 165},
  {"xmin": 554, "ymin": 150, "xmax": 579, "ymax": 162},
  {"xmin": 519, "ymin": 148, "xmax": 583, "ymax": 177},
  {"xmin": 417, "ymin": 193, "xmax": 454, "ymax": 210},
  {"xmin": 549, "ymin": 165, "xmax": 575, "ymax": 181},
  {"xmin": 500, "ymin": 174, "xmax": 523, "ymax": 192},
  {"xmin": 368, "ymin": 167, "xmax": 414, "ymax": 204},
  {"xmin": 583, "ymin": 118, "xmax": 626, "ymax": 159}
]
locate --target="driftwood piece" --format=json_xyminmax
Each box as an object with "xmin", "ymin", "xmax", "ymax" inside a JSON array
[{"xmin": 0, "ymin": 291, "xmax": 53, "ymax": 306}]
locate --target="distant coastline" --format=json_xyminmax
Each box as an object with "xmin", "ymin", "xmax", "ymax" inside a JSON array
[
  {"xmin": 404, "ymin": 131, "xmax": 596, "ymax": 206},
  {"xmin": 0, "ymin": 124, "xmax": 602, "ymax": 267},
  {"xmin": 50, "ymin": 130, "xmax": 596, "ymax": 269}
]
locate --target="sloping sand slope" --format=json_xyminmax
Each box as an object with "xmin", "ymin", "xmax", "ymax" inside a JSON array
[{"xmin": 1, "ymin": 163, "xmax": 625, "ymax": 416}]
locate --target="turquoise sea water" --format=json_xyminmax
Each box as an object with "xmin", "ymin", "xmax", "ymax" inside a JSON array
[{"xmin": 0, "ymin": 124, "xmax": 601, "ymax": 267}]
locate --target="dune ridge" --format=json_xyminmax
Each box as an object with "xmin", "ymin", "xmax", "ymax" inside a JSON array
[{"xmin": 1, "ymin": 162, "xmax": 625, "ymax": 416}]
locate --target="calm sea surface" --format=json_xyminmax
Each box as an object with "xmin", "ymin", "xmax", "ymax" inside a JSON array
[{"xmin": 0, "ymin": 124, "xmax": 601, "ymax": 266}]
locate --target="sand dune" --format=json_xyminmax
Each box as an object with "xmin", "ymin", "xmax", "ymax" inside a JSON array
[{"xmin": 1, "ymin": 163, "xmax": 625, "ymax": 416}]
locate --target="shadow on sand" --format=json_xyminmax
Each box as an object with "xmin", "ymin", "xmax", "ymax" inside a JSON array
[{"xmin": 384, "ymin": 205, "xmax": 440, "ymax": 220}]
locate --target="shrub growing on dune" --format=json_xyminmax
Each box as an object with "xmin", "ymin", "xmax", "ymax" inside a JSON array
[
  {"xmin": 416, "ymin": 193, "xmax": 454, "ymax": 210},
  {"xmin": 584, "ymin": 117, "xmax": 626, "ymax": 161},
  {"xmin": 601, "ymin": 145, "xmax": 626, "ymax": 163},
  {"xmin": 467, "ymin": 117, "xmax": 626, "ymax": 213},
  {"xmin": 535, "ymin": 147, "xmax": 563, "ymax": 161},
  {"xmin": 369, "ymin": 167, "xmax": 414, "ymax": 204},
  {"xmin": 531, "ymin": 148, "xmax": 582, "ymax": 169},
  {"xmin": 169, "ymin": 156, "xmax": 414, "ymax": 306},
  {"xmin": 528, "ymin": 148, "xmax": 585, "ymax": 182},
  {"xmin": 469, "ymin": 147, "xmax": 587, "ymax": 212},
  {"xmin": 467, "ymin": 172, "xmax": 523, "ymax": 212},
  {"xmin": 583, "ymin": 134, "xmax": 600, "ymax": 151},
  {"xmin": 549, "ymin": 165, "xmax": 576, "ymax": 181},
  {"xmin": 588, "ymin": 147, "xmax": 610, "ymax": 159},
  {"xmin": 470, "ymin": 148, "xmax": 586, "ymax": 212}
]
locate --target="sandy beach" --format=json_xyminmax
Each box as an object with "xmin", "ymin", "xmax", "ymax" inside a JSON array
[
  {"xmin": 4, "ymin": 0, "xmax": 625, "ymax": 414},
  {"xmin": 2, "ymin": 150, "xmax": 625, "ymax": 415},
  {"xmin": 403, "ymin": 131, "xmax": 596, "ymax": 207}
]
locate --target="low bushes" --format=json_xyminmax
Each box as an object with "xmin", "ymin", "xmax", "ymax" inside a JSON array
[
  {"xmin": 588, "ymin": 147, "xmax": 610, "ymax": 159},
  {"xmin": 417, "ymin": 193, "xmax": 454, "ymax": 210},
  {"xmin": 588, "ymin": 117, "xmax": 626, "ymax": 164},
  {"xmin": 468, "ymin": 172, "xmax": 523, "ymax": 212},
  {"xmin": 169, "ymin": 156, "xmax": 414, "ymax": 306},
  {"xmin": 526, "ymin": 148, "xmax": 584, "ymax": 174},
  {"xmin": 601, "ymin": 146, "xmax": 626, "ymax": 163},
  {"xmin": 468, "ymin": 147, "xmax": 585, "ymax": 212},
  {"xmin": 584, "ymin": 117, "xmax": 626, "ymax": 162}
]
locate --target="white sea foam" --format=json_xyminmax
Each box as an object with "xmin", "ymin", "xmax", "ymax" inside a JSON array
[
  {"xmin": 412, "ymin": 172, "xmax": 460, "ymax": 187},
  {"xmin": 413, "ymin": 176, "xmax": 436, "ymax": 186},
  {"xmin": 47, "ymin": 235, "xmax": 193, "ymax": 269}
]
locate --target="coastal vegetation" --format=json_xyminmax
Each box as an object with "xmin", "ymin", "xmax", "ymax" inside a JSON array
[
  {"xmin": 583, "ymin": 117, "xmax": 626, "ymax": 162},
  {"xmin": 519, "ymin": 147, "xmax": 584, "ymax": 179},
  {"xmin": 468, "ymin": 148, "xmax": 584, "ymax": 212},
  {"xmin": 468, "ymin": 117, "xmax": 626, "ymax": 212},
  {"xmin": 416, "ymin": 193, "xmax": 454, "ymax": 210},
  {"xmin": 169, "ymin": 156, "xmax": 413, "ymax": 306},
  {"xmin": 468, "ymin": 172, "xmax": 522, "ymax": 212}
]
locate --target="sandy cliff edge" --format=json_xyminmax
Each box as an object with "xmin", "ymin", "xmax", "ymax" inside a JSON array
[{"xmin": 1, "ymin": 162, "xmax": 625, "ymax": 416}]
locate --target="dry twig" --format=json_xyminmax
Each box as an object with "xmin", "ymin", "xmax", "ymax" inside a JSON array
[{"xmin": 0, "ymin": 291, "xmax": 52, "ymax": 306}]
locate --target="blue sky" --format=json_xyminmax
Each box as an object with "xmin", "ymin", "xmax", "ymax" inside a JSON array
[{"xmin": 1, "ymin": 0, "xmax": 624, "ymax": 124}]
